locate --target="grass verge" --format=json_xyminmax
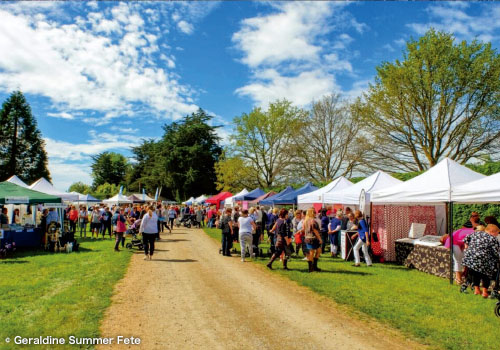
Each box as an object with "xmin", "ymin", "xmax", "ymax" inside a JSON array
[
  {"xmin": 0, "ymin": 233, "xmax": 132, "ymax": 350},
  {"xmin": 203, "ymin": 227, "xmax": 498, "ymax": 350}
]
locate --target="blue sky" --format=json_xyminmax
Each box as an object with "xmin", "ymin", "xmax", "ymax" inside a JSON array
[{"xmin": 0, "ymin": 1, "xmax": 499, "ymax": 190}]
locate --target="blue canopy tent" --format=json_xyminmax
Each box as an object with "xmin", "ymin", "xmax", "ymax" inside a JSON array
[
  {"xmin": 272, "ymin": 183, "xmax": 318, "ymax": 206},
  {"xmin": 233, "ymin": 188, "xmax": 266, "ymax": 201},
  {"xmin": 259, "ymin": 186, "xmax": 295, "ymax": 206}
]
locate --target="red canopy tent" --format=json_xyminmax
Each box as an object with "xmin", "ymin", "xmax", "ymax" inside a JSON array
[{"xmin": 205, "ymin": 191, "xmax": 232, "ymax": 209}]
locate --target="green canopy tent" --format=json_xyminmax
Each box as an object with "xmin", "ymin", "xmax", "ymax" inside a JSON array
[{"xmin": 0, "ymin": 181, "xmax": 62, "ymax": 204}]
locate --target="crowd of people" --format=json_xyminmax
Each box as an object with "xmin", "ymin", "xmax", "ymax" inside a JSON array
[
  {"xmin": 37, "ymin": 203, "xmax": 187, "ymax": 260},
  {"xmin": 443, "ymin": 212, "xmax": 500, "ymax": 298},
  {"xmin": 212, "ymin": 205, "xmax": 372, "ymax": 272}
]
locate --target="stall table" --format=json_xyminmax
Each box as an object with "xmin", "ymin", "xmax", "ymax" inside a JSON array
[
  {"xmin": 1, "ymin": 227, "xmax": 42, "ymax": 248},
  {"xmin": 395, "ymin": 238, "xmax": 450, "ymax": 278}
]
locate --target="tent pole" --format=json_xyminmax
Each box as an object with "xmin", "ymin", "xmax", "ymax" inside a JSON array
[{"xmin": 448, "ymin": 202, "xmax": 454, "ymax": 285}]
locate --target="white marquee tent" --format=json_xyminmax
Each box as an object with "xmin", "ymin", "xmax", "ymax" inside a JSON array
[
  {"xmin": 297, "ymin": 176, "xmax": 353, "ymax": 209},
  {"xmin": 29, "ymin": 178, "xmax": 79, "ymax": 202},
  {"xmin": 224, "ymin": 189, "xmax": 248, "ymax": 207},
  {"xmin": 452, "ymin": 172, "xmax": 500, "ymax": 203},
  {"xmin": 6, "ymin": 175, "xmax": 29, "ymax": 188},
  {"xmin": 371, "ymin": 158, "xmax": 485, "ymax": 204},
  {"xmin": 183, "ymin": 197, "xmax": 195, "ymax": 205},
  {"xmin": 323, "ymin": 171, "xmax": 402, "ymax": 205},
  {"xmin": 194, "ymin": 195, "xmax": 208, "ymax": 204},
  {"xmin": 103, "ymin": 193, "xmax": 133, "ymax": 205}
]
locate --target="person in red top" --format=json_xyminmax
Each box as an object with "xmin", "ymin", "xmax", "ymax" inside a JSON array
[{"xmin": 68, "ymin": 205, "xmax": 79, "ymax": 235}]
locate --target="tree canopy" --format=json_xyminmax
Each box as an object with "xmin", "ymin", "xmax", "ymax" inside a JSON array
[
  {"xmin": 91, "ymin": 152, "xmax": 129, "ymax": 189},
  {"xmin": 0, "ymin": 91, "xmax": 51, "ymax": 183},
  {"xmin": 128, "ymin": 109, "xmax": 222, "ymax": 201},
  {"xmin": 357, "ymin": 29, "xmax": 500, "ymax": 172}
]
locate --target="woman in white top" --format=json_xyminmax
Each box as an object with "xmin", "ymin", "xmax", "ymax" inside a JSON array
[
  {"xmin": 79, "ymin": 206, "xmax": 88, "ymax": 238},
  {"xmin": 139, "ymin": 206, "xmax": 159, "ymax": 260},
  {"xmin": 237, "ymin": 209, "xmax": 256, "ymax": 262}
]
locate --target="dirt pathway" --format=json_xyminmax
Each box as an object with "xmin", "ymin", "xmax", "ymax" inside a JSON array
[{"xmin": 99, "ymin": 228, "xmax": 426, "ymax": 350}]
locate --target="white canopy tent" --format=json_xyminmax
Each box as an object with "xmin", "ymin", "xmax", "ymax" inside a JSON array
[
  {"xmin": 224, "ymin": 189, "xmax": 248, "ymax": 207},
  {"xmin": 182, "ymin": 197, "xmax": 195, "ymax": 205},
  {"xmin": 29, "ymin": 178, "xmax": 79, "ymax": 202},
  {"xmin": 371, "ymin": 158, "xmax": 485, "ymax": 204},
  {"xmin": 452, "ymin": 172, "xmax": 500, "ymax": 203},
  {"xmin": 132, "ymin": 193, "xmax": 155, "ymax": 202},
  {"xmin": 6, "ymin": 175, "xmax": 29, "ymax": 188},
  {"xmin": 194, "ymin": 195, "xmax": 208, "ymax": 204},
  {"xmin": 102, "ymin": 193, "xmax": 133, "ymax": 205},
  {"xmin": 323, "ymin": 171, "xmax": 402, "ymax": 205},
  {"xmin": 297, "ymin": 176, "xmax": 353, "ymax": 209}
]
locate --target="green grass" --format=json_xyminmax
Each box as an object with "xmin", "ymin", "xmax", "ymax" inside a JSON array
[
  {"xmin": 0, "ymin": 230, "xmax": 133, "ymax": 350},
  {"xmin": 204, "ymin": 228, "xmax": 499, "ymax": 350}
]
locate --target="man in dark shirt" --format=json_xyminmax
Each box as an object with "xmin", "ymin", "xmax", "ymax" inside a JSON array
[{"xmin": 0, "ymin": 207, "xmax": 9, "ymax": 225}]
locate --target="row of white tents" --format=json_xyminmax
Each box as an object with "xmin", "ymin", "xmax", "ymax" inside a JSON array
[
  {"xmin": 297, "ymin": 158, "xmax": 493, "ymax": 209},
  {"xmin": 6, "ymin": 176, "xmax": 158, "ymax": 205}
]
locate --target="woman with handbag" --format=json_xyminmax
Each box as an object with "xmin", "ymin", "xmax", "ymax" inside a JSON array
[
  {"xmin": 139, "ymin": 206, "xmax": 159, "ymax": 260},
  {"xmin": 266, "ymin": 208, "xmax": 292, "ymax": 270},
  {"xmin": 303, "ymin": 208, "xmax": 323, "ymax": 272}
]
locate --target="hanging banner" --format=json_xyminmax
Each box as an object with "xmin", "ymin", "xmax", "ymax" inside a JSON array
[{"xmin": 5, "ymin": 197, "xmax": 29, "ymax": 204}]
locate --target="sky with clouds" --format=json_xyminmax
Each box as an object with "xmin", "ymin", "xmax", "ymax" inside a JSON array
[{"xmin": 0, "ymin": 1, "xmax": 499, "ymax": 191}]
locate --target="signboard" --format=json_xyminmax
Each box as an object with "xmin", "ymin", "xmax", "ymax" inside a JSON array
[
  {"xmin": 359, "ymin": 189, "xmax": 366, "ymax": 215},
  {"xmin": 5, "ymin": 197, "xmax": 29, "ymax": 204},
  {"xmin": 43, "ymin": 204, "xmax": 67, "ymax": 209}
]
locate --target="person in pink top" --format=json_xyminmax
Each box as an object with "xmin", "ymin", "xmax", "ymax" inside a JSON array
[{"xmin": 444, "ymin": 225, "xmax": 476, "ymax": 284}]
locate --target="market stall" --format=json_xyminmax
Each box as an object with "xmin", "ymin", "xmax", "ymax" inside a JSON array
[
  {"xmin": 0, "ymin": 182, "xmax": 61, "ymax": 248},
  {"xmin": 205, "ymin": 191, "xmax": 233, "ymax": 210},
  {"xmin": 223, "ymin": 189, "xmax": 248, "ymax": 208},
  {"xmin": 29, "ymin": 178, "xmax": 79, "ymax": 202},
  {"xmin": 260, "ymin": 186, "xmax": 294, "ymax": 206},
  {"xmin": 371, "ymin": 158, "xmax": 485, "ymax": 281},
  {"xmin": 297, "ymin": 176, "xmax": 353, "ymax": 210},
  {"xmin": 271, "ymin": 183, "xmax": 318, "ymax": 207},
  {"xmin": 249, "ymin": 191, "xmax": 276, "ymax": 205},
  {"xmin": 103, "ymin": 193, "xmax": 133, "ymax": 205},
  {"xmin": 6, "ymin": 175, "xmax": 29, "ymax": 188}
]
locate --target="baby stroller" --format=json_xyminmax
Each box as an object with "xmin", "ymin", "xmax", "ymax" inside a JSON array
[
  {"xmin": 125, "ymin": 221, "xmax": 143, "ymax": 250},
  {"xmin": 179, "ymin": 214, "xmax": 195, "ymax": 228},
  {"xmin": 125, "ymin": 232, "xmax": 143, "ymax": 250}
]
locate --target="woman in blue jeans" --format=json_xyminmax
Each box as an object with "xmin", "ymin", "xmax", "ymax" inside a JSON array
[{"xmin": 139, "ymin": 206, "xmax": 158, "ymax": 261}]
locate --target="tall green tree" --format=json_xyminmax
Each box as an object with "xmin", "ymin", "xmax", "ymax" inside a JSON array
[
  {"xmin": 128, "ymin": 109, "xmax": 222, "ymax": 201},
  {"xmin": 0, "ymin": 91, "xmax": 51, "ymax": 183},
  {"xmin": 357, "ymin": 29, "xmax": 500, "ymax": 172},
  {"xmin": 91, "ymin": 152, "xmax": 129, "ymax": 189},
  {"xmin": 229, "ymin": 99, "xmax": 307, "ymax": 188},
  {"xmin": 68, "ymin": 181, "xmax": 91, "ymax": 194}
]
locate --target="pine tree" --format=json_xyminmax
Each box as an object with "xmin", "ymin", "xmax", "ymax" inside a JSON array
[{"xmin": 0, "ymin": 91, "xmax": 51, "ymax": 183}]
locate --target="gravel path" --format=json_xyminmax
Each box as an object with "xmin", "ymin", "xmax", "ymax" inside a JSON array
[{"xmin": 99, "ymin": 228, "xmax": 426, "ymax": 350}]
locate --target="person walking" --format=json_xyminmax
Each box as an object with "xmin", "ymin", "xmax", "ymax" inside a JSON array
[
  {"xmin": 303, "ymin": 208, "xmax": 323, "ymax": 272},
  {"xmin": 218, "ymin": 208, "xmax": 234, "ymax": 256},
  {"xmin": 90, "ymin": 206, "xmax": 101, "ymax": 239},
  {"xmin": 238, "ymin": 209, "xmax": 256, "ymax": 262},
  {"xmin": 78, "ymin": 206, "xmax": 88, "ymax": 238},
  {"xmin": 168, "ymin": 206, "xmax": 177, "ymax": 231},
  {"xmin": 267, "ymin": 209, "xmax": 292, "ymax": 270},
  {"xmin": 319, "ymin": 209, "xmax": 329, "ymax": 254},
  {"xmin": 351, "ymin": 210, "xmax": 372, "ymax": 267},
  {"xmin": 196, "ymin": 206, "xmax": 204, "ymax": 229},
  {"xmin": 113, "ymin": 209, "xmax": 127, "ymax": 252},
  {"xmin": 139, "ymin": 206, "xmax": 159, "ymax": 261}
]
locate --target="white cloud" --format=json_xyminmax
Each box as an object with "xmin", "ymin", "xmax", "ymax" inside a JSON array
[
  {"xmin": 48, "ymin": 160, "xmax": 93, "ymax": 191},
  {"xmin": 232, "ymin": 2, "xmax": 363, "ymax": 107},
  {"xmin": 0, "ymin": 3, "xmax": 198, "ymax": 122},
  {"xmin": 177, "ymin": 20, "xmax": 194, "ymax": 34},
  {"xmin": 236, "ymin": 69, "xmax": 337, "ymax": 107},
  {"xmin": 407, "ymin": 3, "xmax": 500, "ymax": 44},
  {"xmin": 46, "ymin": 112, "xmax": 74, "ymax": 120}
]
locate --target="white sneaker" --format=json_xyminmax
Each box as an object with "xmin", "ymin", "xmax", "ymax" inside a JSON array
[
  {"xmin": 144, "ymin": 255, "xmax": 149, "ymax": 260},
  {"xmin": 302, "ymin": 257, "xmax": 308, "ymax": 261},
  {"xmin": 241, "ymin": 258, "xmax": 245, "ymax": 262}
]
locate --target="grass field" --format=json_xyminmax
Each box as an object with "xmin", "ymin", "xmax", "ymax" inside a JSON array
[
  {"xmin": 204, "ymin": 227, "xmax": 499, "ymax": 350},
  {"xmin": 0, "ymin": 232, "xmax": 133, "ymax": 350}
]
